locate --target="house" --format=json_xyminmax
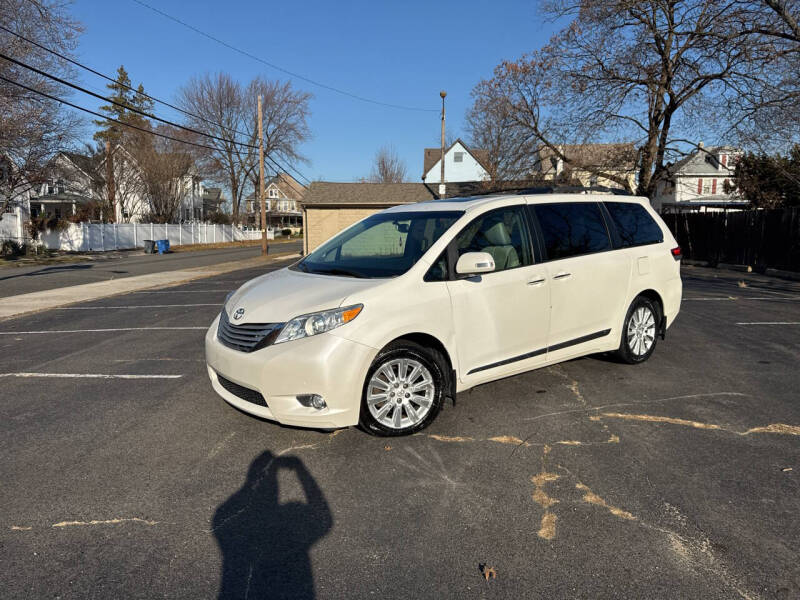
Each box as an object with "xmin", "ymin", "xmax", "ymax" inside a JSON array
[
  {"xmin": 652, "ymin": 143, "xmax": 747, "ymax": 212},
  {"xmin": 531, "ymin": 143, "xmax": 637, "ymax": 191},
  {"xmin": 421, "ymin": 139, "xmax": 491, "ymax": 184},
  {"xmin": 244, "ymin": 173, "xmax": 305, "ymax": 231},
  {"xmin": 27, "ymin": 151, "xmax": 98, "ymax": 221}
]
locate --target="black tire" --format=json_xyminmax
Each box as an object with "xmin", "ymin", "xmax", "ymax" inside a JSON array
[
  {"xmin": 616, "ymin": 295, "xmax": 661, "ymax": 364},
  {"xmin": 359, "ymin": 340, "xmax": 447, "ymax": 437}
]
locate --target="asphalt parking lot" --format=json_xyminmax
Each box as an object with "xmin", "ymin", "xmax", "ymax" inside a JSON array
[{"xmin": 1, "ymin": 262, "xmax": 798, "ymax": 599}]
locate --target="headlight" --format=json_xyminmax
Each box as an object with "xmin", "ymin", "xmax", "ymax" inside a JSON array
[{"xmin": 274, "ymin": 304, "xmax": 363, "ymax": 344}]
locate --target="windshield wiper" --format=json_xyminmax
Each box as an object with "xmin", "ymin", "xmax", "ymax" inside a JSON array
[{"xmin": 319, "ymin": 268, "xmax": 368, "ymax": 278}]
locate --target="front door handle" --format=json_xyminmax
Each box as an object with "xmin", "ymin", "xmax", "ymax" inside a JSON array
[
  {"xmin": 553, "ymin": 272, "xmax": 572, "ymax": 280},
  {"xmin": 527, "ymin": 277, "xmax": 546, "ymax": 286}
]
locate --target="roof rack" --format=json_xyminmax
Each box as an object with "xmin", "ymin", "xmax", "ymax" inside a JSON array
[{"xmin": 514, "ymin": 185, "xmax": 633, "ymax": 196}]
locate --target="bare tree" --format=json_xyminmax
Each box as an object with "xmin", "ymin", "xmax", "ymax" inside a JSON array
[
  {"xmin": 468, "ymin": 0, "xmax": 763, "ymax": 198},
  {"xmin": 0, "ymin": 0, "xmax": 83, "ymax": 216},
  {"xmin": 178, "ymin": 73, "xmax": 310, "ymax": 224},
  {"xmin": 134, "ymin": 126, "xmax": 193, "ymax": 223},
  {"xmin": 368, "ymin": 145, "xmax": 407, "ymax": 183}
]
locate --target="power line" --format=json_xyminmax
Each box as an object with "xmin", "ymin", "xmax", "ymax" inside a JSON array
[
  {"xmin": 1, "ymin": 51, "xmax": 261, "ymax": 150},
  {"xmin": 0, "ymin": 74, "xmax": 223, "ymax": 152},
  {"xmin": 0, "ymin": 23, "xmax": 252, "ymax": 141},
  {"xmin": 4, "ymin": 73, "xmax": 312, "ymax": 189},
  {"xmin": 1, "ymin": 53, "xmax": 312, "ymax": 184},
  {"xmin": 130, "ymin": 0, "xmax": 439, "ymax": 114}
]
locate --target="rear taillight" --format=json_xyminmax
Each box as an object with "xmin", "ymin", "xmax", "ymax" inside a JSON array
[{"xmin": 670, "ymin": 246, "xmax": 682, "ymax": 261}]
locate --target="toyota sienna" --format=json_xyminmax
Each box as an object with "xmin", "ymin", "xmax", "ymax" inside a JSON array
[{"xmin": 205, "ymin": 193, "xmax": 682, "ymax": 436}]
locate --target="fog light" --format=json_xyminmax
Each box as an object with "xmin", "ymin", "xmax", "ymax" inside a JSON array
[{"xmin": 296, "ymin": 394, "xmax": 326, "ymax": 410}]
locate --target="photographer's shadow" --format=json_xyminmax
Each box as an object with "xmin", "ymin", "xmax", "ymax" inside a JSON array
[{"xmin": 213, "ymin": 451, "xmax": 332, "ymax": 599}]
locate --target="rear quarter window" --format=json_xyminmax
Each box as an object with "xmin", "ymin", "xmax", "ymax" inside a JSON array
[{"xmin": 605, "ymin": 202, "xmax": 663, "ymax": 248}]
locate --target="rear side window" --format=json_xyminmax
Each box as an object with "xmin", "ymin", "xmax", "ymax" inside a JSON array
[
  {"xmin": 533, "ymin": 202, "xmax": 611, "ymax": 261},
  {"xmin": 605, "ymin": 202, "xmax": 663, "ymax": 247}
]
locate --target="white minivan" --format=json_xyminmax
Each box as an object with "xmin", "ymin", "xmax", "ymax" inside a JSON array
[{"xmin": 205, "ymin": 193, "xmax": 682, "ymax": 436}]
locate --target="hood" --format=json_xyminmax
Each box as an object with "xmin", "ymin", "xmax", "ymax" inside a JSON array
[{"xmin": 225, "ymin": 267, "xmax": 384, "ymax": 324}]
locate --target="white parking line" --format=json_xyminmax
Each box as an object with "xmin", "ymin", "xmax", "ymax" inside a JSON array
[
  {"xmin": 736, "ymin": 322, "xmax": 800, "ymax": 325},
  {"xmin": 0, "ymin": 327, "xmax": 207, "ymax": 335},
  {"xmin": 54, "ymin": 304, "xmax": 222, "ymax": 310},
  {"xmin": 0, "ymin": 373, "xmax": 182, "ymax": 379},
  {"xmin": 132, "ymin": 290, "xmax": 229, "ymax": 294}
]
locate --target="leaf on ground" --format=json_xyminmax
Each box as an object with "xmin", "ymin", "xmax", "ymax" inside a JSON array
[
  {"xmin": 737, "ymin": 280, "xmax": 748, "ymax": 288},
  {"xmin": 782, "ymin": 467, "xmax": 792, "ymax": 472},
  {"xmin": 383, "ymin": 445, "xmax": 392, "ymax": 451},
  {"xmin": 481, "ymin": 565, "xmax": 498, "ymax": 580}
]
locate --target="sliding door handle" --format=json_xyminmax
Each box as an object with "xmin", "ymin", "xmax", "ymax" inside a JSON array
[
  {"xmin": 553, "ymin": 272, "xmax": 572, "ymax": 280},
  {"xmin": 527, "ymin": 277, "xmax": 546, "ymax": 286}
]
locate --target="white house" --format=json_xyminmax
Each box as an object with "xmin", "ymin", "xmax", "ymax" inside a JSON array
[
  {"xmin": 653, "ymin": 143, "xmax": 748, "ymax": 212},
  {"xmin": 421, "ymin": 139, "xmax": 490, "ymax": 184}
]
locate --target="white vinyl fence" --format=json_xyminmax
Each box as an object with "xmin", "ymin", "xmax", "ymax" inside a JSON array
[{"xmin": 24, "ymin": 222, "xmax": 269, "ymax": 252}]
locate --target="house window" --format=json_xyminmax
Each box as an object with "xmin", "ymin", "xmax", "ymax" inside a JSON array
[
  {"xmin": 56, "ymin": 179, "xmax": 65, "ymax": 194},
  {"xmin": 47, "ymin": 180, "xmax": 55, "ymax": 195},
  {"xmin": 268, "ymin": 188, "xmax": 278, "ymax": 198},
  {"xmin": 453, "ymin": 152, "xmax": 464, "ymax": 163},
  {"xmin": 702, "ymin": 179, "xmax": 712, "ymax": 195}
]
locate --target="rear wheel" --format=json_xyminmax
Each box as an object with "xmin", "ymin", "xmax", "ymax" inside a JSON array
[
  {"xmin": 360, "ymin": 340, "xmax": 446, "ymax": 436},
  {"xmin": 616, "ymin": 296, "xmax": 660, "ymax": 364}
]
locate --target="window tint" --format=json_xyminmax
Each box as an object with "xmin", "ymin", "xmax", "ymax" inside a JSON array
[
  {"xmin": 534, "ymin": 202, "xmax": 611, "ymax": 261},
  {"xmin": 454, "ymin": 206, "xmax": 532, "ymax": 272},
  {"xmin": 604, "ymin": 202, "xmax": 663, "ymax": 248}
]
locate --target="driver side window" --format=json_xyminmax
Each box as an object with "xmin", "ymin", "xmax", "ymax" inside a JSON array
[{"xmin": 454, "ymin": 206, "xmax": 533, "ymax": 272}]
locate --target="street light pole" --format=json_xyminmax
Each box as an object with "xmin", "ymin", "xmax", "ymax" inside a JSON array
[
  {"xmin": 257, "ymin": 95, "xmax": 268, "ymax": 256},
  {"xmin": 439, "ymin": 90, "xmax": 447, "ymax": 199}
]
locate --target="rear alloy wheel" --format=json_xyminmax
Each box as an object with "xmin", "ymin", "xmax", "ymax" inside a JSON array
[
  {"xmin": 360, "ymin": 341, "xmax": 446, "ymax": 436},
  {"xmin": 617, "ymin": 296, "xmax": 660, "ymax": 364}
]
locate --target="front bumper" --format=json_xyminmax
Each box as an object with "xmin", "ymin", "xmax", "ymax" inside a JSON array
[{"xmin": 205, "ymin": 315, "xmax": 377, "ymax": 428}]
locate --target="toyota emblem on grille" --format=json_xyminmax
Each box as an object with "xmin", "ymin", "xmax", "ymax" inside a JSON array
[{"xmin": 233, "ymin": 308, "xmax": 245, "ymax": 320}]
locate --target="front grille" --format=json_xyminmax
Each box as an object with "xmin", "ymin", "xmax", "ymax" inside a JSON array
[
  {"xmin": 218, "ymin": 375, "xmax": 268, "ymax": 408},
  {"xmin": 217, "ymin": 309, "xmax": 283, "ymax": 353}
]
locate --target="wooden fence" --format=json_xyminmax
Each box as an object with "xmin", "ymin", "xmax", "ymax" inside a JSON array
[{"xmin": 662, "ymin": 208, "xmax": 800, "ymax": 272}]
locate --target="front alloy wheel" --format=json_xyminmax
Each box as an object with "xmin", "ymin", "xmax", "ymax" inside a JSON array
[{"xmin": 360, "ymin": 341, "xmax": 446, "ymax": 436}]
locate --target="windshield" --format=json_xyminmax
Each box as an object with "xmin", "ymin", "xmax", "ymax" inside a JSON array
[{"xmin": 295, "ymin": 210, "xmax": 463, "ymax": 278}]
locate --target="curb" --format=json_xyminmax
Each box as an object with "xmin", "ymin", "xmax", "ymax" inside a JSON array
[
  {"xmin": 682, "ymin": 259, "xmax": 800, "ymax": 282},
  {"xmin": 0, "ymin": 252, "xmax": 300, "ymax": 321}
]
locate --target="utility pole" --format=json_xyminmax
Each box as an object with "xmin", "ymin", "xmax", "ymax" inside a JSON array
[
  {"xmin": 257, "ymin": 95, "xmax": 268, "ymax": 256},
  {"xmin": 439, "ymin": 90, "xmax": 447, "ymax": 199},
  {"xmin": 105, "ymin": 141, "xmax": 116, "ymax": 223}
]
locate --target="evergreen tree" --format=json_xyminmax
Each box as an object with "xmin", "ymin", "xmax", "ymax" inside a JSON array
[{"xmin": 93, "ymin": 66, "xmax": 152, "ymax": 146}]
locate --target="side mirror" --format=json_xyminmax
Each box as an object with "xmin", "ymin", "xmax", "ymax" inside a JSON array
[{"xmin": 455, "ymin": 251, "xmax": 495, "ymax": 275}]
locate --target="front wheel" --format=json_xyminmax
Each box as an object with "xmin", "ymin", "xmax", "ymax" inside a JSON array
[
  {"xmin": 616, "ymin": 296, "xmax": 660, "ymax": 364},
  {"xmin": 360, "ymin": 340, "xmax": 446, "ymax": 436}
]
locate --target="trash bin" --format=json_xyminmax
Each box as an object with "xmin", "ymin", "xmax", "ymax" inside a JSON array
[
  {"xmin": 143, "ymin": 240, "xmax": 156, "ymax": 254},
  {"xmin": 156, "ymin": 239, "xmax": 170, "ymax": 254}
]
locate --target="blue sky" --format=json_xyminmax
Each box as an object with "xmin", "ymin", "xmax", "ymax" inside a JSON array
[{"xmin": 69, "ymin": 0, "xmax": 560, "ymax": 184}]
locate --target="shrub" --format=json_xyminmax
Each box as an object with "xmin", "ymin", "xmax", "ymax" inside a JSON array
[
  {"xmin": 281, "ymin": 228, "xmax": 292, "ymax": 236},
  {"xmin": 1, "ymin": 239, "xmax": 25, "ymax": 257}
]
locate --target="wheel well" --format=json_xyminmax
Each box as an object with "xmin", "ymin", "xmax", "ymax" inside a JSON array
[
  {"xmin": 390, "ymin": 333, "xmax": 455, "ymax": 399},
  {"xmin": 392, "ymin": 333, "xmax": 453, "ymax": 371},
  {"xmin": 636, "ymin": 289, "xmax": 664, "ymax": 316}
]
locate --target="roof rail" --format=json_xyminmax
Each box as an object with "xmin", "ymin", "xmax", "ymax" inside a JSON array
[{"xmin": 515, "ymin": 185, "xmax": 633, "ymax": 196}]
